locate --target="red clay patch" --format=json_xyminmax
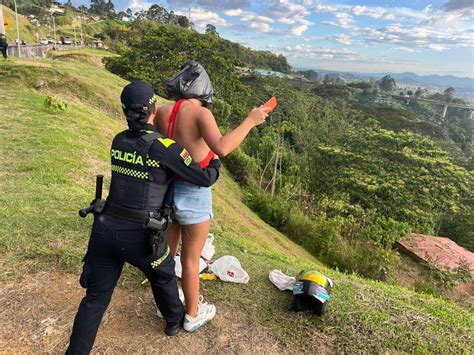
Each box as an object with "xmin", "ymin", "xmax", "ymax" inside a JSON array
[{"xmin": 396, "ymin": 233, "xmax": 474, "ymax": 272}]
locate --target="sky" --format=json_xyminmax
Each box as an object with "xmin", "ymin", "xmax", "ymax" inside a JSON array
[{"xmin": 73, "ymin": 0, "xmax": 474, "ymax": 77}]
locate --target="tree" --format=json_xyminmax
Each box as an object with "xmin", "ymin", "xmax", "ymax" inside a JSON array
[
  {"xmin": 309, "ymin": 123, "xmax": 471, "ymax": 232},
  {"xmin": 145, "ymin": 4, "xmax": 168, "ymax": 23},
  {"xmin": 414, "ymin": 87, "xmax": 423, "ymax": 98},
  {"xmin": 323, "ymin": 74, "xmax": 332, "ymax": 85},
  {"xmin": 378, "ymin": 75, "xmax": 396, "ymax": 92},
  {"xmin": 5, "ymin": 0, "xmax": 50, "ymax": 16},
  {"xmin": 89, "ymin": 0, "xmax": 116, "ymax": 18},
  {"xmin": 78, "ymin": 5, "xmax": 89, "ymax": 12},
  {"xmin": 177, "ymin": 16, "xmax": 190, "ymax": 29},
  {"xmin": 407, "ymin": 90, "xmax": 413, "ymax": 96},
  {"xmin": 444, "ymin": 87, "xmax": 455, "ymax": 101},
  {"xmin": 205, "ymin": 24, "xmax": 219, "ymax": 36}
]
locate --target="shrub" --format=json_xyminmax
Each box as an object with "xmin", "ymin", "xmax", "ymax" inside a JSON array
[
  {"xmin": 224, "ymin": 148, "xmax": 260, "ymax": 186},
  {"xmin": 247, "ymin": 192, "xmax": 409, "ymax": 278},
  {"xmin": 43, "ymin": 96, "xmax": 67, "ymax": 113}
]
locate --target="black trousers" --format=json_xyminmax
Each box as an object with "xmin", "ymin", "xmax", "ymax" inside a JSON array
[
  {"xmin": 1, "ymin": 45, "xmax": 7, "ymax": 59},
  {"xmin": 66, "ymin": 214, "xmax": 184, "ymax": 355}
]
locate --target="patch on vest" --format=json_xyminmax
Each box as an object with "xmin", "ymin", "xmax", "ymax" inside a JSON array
[
  {"xmin": 180, "ymin": 149, "xmax": 192, "ymax": 166},
  {"xmin": 157, "ymin": 137, "xmax": 175, "ymax": 148}
]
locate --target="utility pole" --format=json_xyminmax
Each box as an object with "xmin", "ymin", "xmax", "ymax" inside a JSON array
[
  {"xmin": 0, "ymin": 0, "xmax": 6, "ymax": 35},
  {"xmin": 14, "ymin": 0, "xmax": 20, "ymax": 57},
  {"xmin": 73, "ymin": 26, "xmax": 76, "ymax": 47},
  {"xmin": 52, "ymin": 14, "xmax": 56, "ymax": 49},
  {"xmin": 188, "ymin": 6, "xmax": 191, "ymax": 29},
  {"xmin": 79, "ymin": 16, "xmax": 84, "ymax": 45}
]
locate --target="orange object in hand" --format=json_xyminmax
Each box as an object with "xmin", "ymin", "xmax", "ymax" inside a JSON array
[{"xmin": 260, "ymin": 96, "xmax": 278, "ymax": 114}]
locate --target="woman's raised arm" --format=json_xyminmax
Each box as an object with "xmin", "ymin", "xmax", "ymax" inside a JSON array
[{"xmin": 198, "ymin": 108, "xmax": 267, "ymax": 157}]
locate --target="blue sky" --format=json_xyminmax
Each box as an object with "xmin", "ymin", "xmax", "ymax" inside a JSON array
[{"xmin": 74, "ymin": 0, "xmax": 474, "ymax": 77}]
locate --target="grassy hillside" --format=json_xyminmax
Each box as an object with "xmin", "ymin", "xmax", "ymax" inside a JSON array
[
  {"xmin": 0, "ymin": 50, "xmax": 472, "ymax": 353},
  {"xmin": 2, "ymin": 5, "xmax": 48, "ymax": 43}
]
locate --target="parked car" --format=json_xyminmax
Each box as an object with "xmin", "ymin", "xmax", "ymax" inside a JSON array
[
  {"xmin": 47, "ymin": 37, "xmax": 54, "ymax": 44},
  {"xmin": 39, "ymin": 38, "xmax": 48, "ymax": 45},
  {"xmin": 60, "ymin": 36, "xmax": 72, "ymax": 45}
]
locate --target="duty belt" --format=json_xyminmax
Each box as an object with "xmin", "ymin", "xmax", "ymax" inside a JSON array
[{"xmin": 103, "ymin": 201, "xmax": 151, "ymax": 223}]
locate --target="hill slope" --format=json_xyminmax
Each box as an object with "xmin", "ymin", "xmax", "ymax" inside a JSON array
[
  {"xmin": 0, "ymin": 50, "xmax": 472, "ymax": 353},
  {"xmin": 2, "ymin": 5, "xmax": 48, "ymax": 42}
]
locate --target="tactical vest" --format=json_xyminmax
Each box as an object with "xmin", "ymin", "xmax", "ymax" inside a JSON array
[{"xmin": 107, "ymin": 130, "xmax": 168, "ymax": 211}]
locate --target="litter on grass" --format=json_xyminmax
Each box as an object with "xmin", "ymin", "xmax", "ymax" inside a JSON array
[
  {"xmin": 210, "ymin": 255, "xmax": 250, "ymax": 284},
  {"xmin": 146, "ymin": 233, "xmax": 250, "ymax": 284},
  {"xmin": 201, "ymin": 233, "xmax": 216, "ymax": 260},
  {"xmin": 269, "ymin": 269, "xmax": 296, "ymax": 291}
]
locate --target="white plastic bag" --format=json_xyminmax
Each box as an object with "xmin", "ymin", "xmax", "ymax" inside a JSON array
[
  {"xmin": 210, "ymin": 255, "xmax": 250, "ymax": 284},
  {"xmin": 175, "ymin": 256, "xmax": 207, "ymax": 278},
  {"xmin": 269, "ymin": 269, "xmax": 296, "ymax": 291},
  {"xmin": 201, "ymin": 233, "xmax": 216, "ymax": 260}
]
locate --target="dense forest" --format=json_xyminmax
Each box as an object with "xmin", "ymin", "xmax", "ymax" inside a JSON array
[{"xmin": 103, "ymin": 20, "xmax": 473, "ymax": 278}]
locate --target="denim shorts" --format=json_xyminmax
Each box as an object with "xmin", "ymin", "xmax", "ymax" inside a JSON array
[{"xmin": 172, "ymin": 180, "xmax": 213, "ymax": 225}]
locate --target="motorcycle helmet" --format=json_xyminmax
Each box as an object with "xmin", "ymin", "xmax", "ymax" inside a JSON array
[{"xmin": 292, "ymin": 269, "xmax": 333, "ymax": 316}]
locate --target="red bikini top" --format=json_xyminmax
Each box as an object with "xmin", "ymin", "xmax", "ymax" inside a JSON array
[{"xmin": 167, "ymin": 99, "xmax": 215, "ymax": 168}]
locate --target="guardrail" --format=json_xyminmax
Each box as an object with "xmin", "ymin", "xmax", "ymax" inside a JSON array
[{"xmin": 7, "ymin": 44, "xmax": 84, "ymax": 59}]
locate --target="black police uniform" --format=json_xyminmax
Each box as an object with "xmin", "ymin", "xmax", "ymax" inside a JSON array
[
  {"xmin": 66, "ymin": 124, "xmax": 220, "ymax": 354},
  {"xmin": 0, "ymin": 35, "xmax": 8, "ymax": 59}
]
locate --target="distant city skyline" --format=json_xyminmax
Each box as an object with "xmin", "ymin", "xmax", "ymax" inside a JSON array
[{"xmin": 73, "ymin": 0, "xmax": 474, "ymax": 77}]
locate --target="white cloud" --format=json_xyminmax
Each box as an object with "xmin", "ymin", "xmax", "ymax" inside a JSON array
[
  {"xmin": 327, "ymin": 34, "xmax": 353, "ymax": 45},
  {"xmin": 344, "ymin": 21, "xmax": 473, "ymax": 52},
  {"xmin": 224, "ymin": 8, "xmax": 275, "ymax": 33},
  {"xmin": 224, "ymin": 9, "xmax": 274, "ymax": 24},
  {"xmin": 395, "ymin": 47, "xmax": 418, "ymax": 52},
  {"xmin": 351, "ymin": 5, "xmax": 395, "ymax": 20},
  {"xmin": 291, "ymin": 23, "xmax": 310, "ymax": 36},
  {"xmin": 268, "ymin": 0, "xmax": 310, "ymax": 21},
  {"xmin": 128, "ymin": 0, "xmax": 153, "ymax": 12},
  {"xmin": 427, "ymin": 43, "xmax": 448, "ymax": 51},
  {"xmin": 321, "ymin": 21, "xmax": 338, "ymax": 27},
  {"xmin": 166, "ymin": 0, "xmax": 250, "ymax": 11},
  {"xmin": 264, "ymin": 0, "xmax": 314, "ymax": 35},
  {"xmin": 177, "ymin": 7, "xmax": 230, "ymax": 30},
  {"xmin": 284, "ymin": 44, "xmax": 359, "ymax": 61},
  {"xmin": 249, "ymin": 22, "xmax": 274, "ymax": 32},
  {"xmin": 267, "ymin": 0, "xmax": 311, "ymax": 25},
  {"xmin": 314, "ymin": 4, "xmax": 338, "ymax": 13}
]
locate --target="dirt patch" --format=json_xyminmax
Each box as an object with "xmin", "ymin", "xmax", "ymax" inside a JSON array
[
  {"xmin": 15, "ymin": 61, "xmax": 53, "ymax": 68},
  {"xmin": 0, "ymin": 270, "xmax": 288, "ymax": 353}
]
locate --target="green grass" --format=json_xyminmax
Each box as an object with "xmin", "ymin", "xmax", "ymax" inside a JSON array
[
  {"xmin": 2, "ymin": 5, "xmax": 49, "ymax": 43},
  {"xmin": 0, "ymin": 49, "xmax": 472, "ymax": 353}
]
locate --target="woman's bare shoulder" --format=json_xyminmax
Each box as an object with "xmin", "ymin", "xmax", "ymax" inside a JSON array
[
  {"xmin": 156, "ymin": 104, "xmax": 173, "ymax": 117},
  {"xmin": 194, "ymin": 105, "xmax": 215, "ymax": 120}
]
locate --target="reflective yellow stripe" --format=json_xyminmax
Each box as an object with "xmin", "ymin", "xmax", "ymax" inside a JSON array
[
  {"xmin": 157, "ymin": 137, "xmax": 175, "ymax": 148},
  {"xmin": 150, "ymin": 246, "xmax": 170, "ymax": 269},
  {"xmin": 146, "ymin": 158, "xmax": 160, "ymax": 167},
  {"xmin": 111, "ymin": 164, "xmax": 149, "ymax": 180}
]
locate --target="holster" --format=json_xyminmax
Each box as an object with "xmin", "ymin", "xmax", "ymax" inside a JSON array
[{"xmin": 145, "ymin": 185, "xmax": 174, "ymax": 270}]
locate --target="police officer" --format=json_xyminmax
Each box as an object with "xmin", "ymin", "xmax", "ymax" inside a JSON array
[
  {"xmin": 0, "ymin": 34, "xmax": 8, "ymax": 59},
  {"xmin": 66, "ymin": 81, "xmax": 221, "ymax": 354}
]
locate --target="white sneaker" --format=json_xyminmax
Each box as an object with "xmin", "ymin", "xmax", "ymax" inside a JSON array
[
  {"xmin": 183, "ymin": 296, "xmax": 216, "ymax": 332},
  {"xmin": 157, "ymin": 287, "xmax": 185, "ymax": 319}
]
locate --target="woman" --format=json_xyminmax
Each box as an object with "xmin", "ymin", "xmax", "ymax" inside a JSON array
[{"xmin": 154, "ymin": 61, "xmax": 267, "ymax": 332}]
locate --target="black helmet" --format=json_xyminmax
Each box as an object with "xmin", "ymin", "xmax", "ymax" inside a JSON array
[
  {"xmin": 292, "ymin": 270, "xmax": 333, "ymax": 316},
  {"xmin": 165, "ymin": 61, "xmax": 215, "ymax": 105}
]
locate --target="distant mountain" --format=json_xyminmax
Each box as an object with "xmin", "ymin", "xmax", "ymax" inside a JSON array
[
  {"xmin": 385, "ymin": 72, "xmax": 474, "ymax": 90},
  {"xmin": 295, "ymin": 67, "xmax": 474, "ymax": 91}
]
